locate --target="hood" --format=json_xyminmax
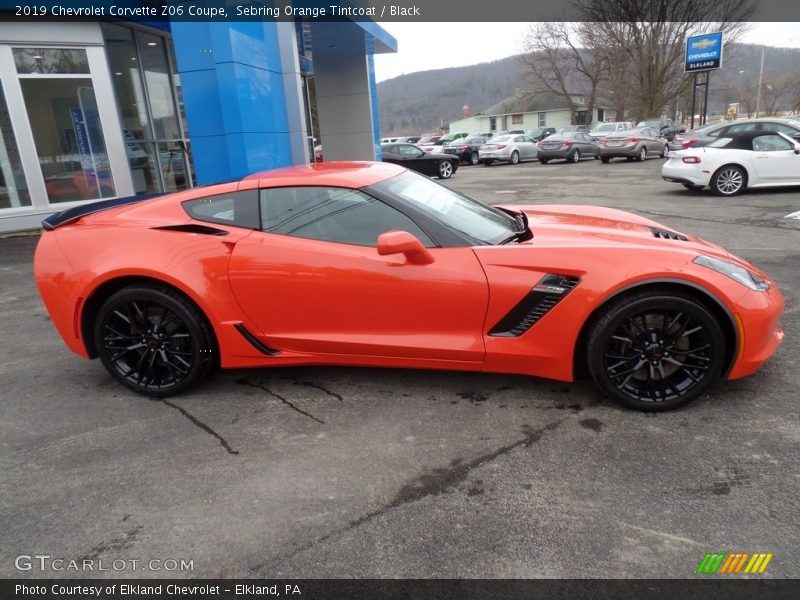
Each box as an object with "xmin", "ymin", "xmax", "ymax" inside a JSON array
[{"xmin": 502, "ymin": 204, "xmax": 732, "ymax": 260}]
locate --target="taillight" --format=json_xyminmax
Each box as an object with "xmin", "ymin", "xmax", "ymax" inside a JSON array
[
  {"xmin": 625, "ymin": 137, "xmax": 640, "ymax": 143},
  {"xmin": 682, "ymin": 139, "xmax": 698, "ymax": 149},
  {"xmin": 562, "ymin": 140, "xmax": 573, "ymax": 146},
  {"xmin": 457, "ymin": 145, "xmax": 468, "ymax": 153},
  {"xmin": 598, "ymin": 137, "xmax": 607, "ymax": 144},
  {"xmin": 495, "ymin": 144, "xmax": 507, "ymax": 149},
  {"xmin": 537, "ymin": 142, "xmax": 544, "ymax": 149},
  {"xmin": 682, "ymin": 156, "xmax": 701, "ymax": 164}
]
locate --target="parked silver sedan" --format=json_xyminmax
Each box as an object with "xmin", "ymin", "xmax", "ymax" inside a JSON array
[
  {"xmin": 537, "ymin": 132, "xmax": 600, "ymax": 163},
  {"xmin": 597, "ymin": 126, "xmax": 670, "ymax": 163},
  {"xmin": 479, "ymin": 134, "xmax": 538, "ymax": 165}
]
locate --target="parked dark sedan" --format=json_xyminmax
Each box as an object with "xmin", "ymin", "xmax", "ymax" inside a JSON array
[
  {"xmin": 537, "ymin": 132, "xmax": 599, "ymax": 163},
  {"xmin": 381, "ymin": 142, "xmax": 459, "ymax": 179},
  {"xmin": 443, "ymin": 136, "xmax": 488, "ymax": 165}
]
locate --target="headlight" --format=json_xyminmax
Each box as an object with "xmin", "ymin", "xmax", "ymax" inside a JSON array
[{"xmin": 694, "ymin": 255, "xmax": 770, "ymax": 291}]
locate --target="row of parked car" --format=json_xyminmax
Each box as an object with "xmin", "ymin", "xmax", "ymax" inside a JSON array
[{"xmin": 379, "ymin": 116, "xmax": 800, "ymax": 185}]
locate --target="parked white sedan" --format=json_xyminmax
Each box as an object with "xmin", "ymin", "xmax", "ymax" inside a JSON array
[
  {"xmin": 479, "ymin": 134, "xmax": 538, "ymax": 165},
  {"xmin": 662, "ymin": 130, "xmax": 800, "ymax": 196}
]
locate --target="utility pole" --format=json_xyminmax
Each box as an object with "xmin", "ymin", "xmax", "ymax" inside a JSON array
[{"xmin": 754, "ymin": 45, "xmax": 765, "ymax": 117}]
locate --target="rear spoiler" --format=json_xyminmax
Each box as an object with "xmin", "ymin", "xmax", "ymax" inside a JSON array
[{"xmin": 42, "ymin": 193, "xmax": 165, "ymax": 230}]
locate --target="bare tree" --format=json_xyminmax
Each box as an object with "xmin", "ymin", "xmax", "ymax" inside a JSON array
[{"xmin": 571, "ymin": 0, "xmax": 757, "ymax": 122}]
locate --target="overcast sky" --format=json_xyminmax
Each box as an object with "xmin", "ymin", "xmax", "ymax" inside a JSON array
[{"xmin": 373, "ymin": 22, "xmax": 800, "ymax": 83}]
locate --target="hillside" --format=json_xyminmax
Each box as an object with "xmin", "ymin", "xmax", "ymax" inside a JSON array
[{"xmin": 376, "ymin": 44, "xmax": 800, "ymax": 135}]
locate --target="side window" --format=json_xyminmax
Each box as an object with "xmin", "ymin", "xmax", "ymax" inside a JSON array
[
  {"xmin": 398, "ymin": 145, "xmax": 423, "ymax": 157},
  {"xmin": 259, "ymin": 187, "xmax": 434, "ymax": 247},
  {"xmin": 752, "ymin": 135, "xmax": 793, "ymax": 152},
  {"xmin": 727, "ymin": 123, "xmax": 757, "ymax": 134},
  {"xmin": 773, "ymin": 123, "xmax": 800, "ymax": 137},
  {"xmin": 183, "ymin": 190, "xmax": 258, "ymax": 228}
]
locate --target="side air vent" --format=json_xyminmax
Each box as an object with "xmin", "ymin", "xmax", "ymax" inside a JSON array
[
  {"xmin": 153, "ymin": 224, "xmax": 229, "ymax": 236},
  {"xmin": 234, "ymin": 324, "xmax": 281, "ymax": 356},
  {"xmin": 651, "ymin": 227, "xmax": 688, "ymax": 241},
  {"xmin": 489, "ymin": 274, "xmax": 580, "ymax": 337}
]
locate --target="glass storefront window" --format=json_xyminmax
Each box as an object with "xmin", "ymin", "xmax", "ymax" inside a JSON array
[
  {"xmin": 158, "ymin": 141, "xmax": 188, "ymax": 192},
  {"xmin": 101, "ymin": 24, "xmax": 152, "ymax": 140},
  {"xmin": 0, "ymin": 81, "xmax": 32, "ymax": 209},
  {"xmin": 138, "ymin": 32, "xmax": 181, "ymax": 140},
  {"xmin": 13, "ymin": 48, "xmax": 90, "ymax": 75},
  {"xmin": 20, "ymin": 78, "xmax": 115, "ymax": 203}
]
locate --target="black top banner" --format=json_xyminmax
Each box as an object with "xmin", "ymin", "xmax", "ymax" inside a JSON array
[
  {"xmin": 5, "ymin": 579, "xmax": 800, "ymax": 600},
  {"xmin": 1, "ymin": 0, "xmax": 800, "ymax": 23}
]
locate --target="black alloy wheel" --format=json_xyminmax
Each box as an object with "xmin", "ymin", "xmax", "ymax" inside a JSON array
[
  {"xmin": 587, "ymin": 290, "xmax": 725, "ymax": 411},
  {"xmin": 94, "ymin": 285, "xmax": 216, "ymax": 396}
]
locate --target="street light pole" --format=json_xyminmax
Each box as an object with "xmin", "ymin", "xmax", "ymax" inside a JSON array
[{"xmin": 754, "ymin": 45, "xmax": 765, "ymax": 117}]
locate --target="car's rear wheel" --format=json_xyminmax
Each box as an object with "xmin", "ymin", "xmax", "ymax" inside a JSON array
[
  {"xmin": 711, "ymin": 165, "xmax": 745, "ymax": 196},
  {"xmin": 469, "ymin": 151, "xmax": 480, "ymax": 165},
  {"xmin": 437, "ymin": 160, "xmax": 454, "ymax": 179},
  {"xmin": 637, "ymin": 146, "xmax": 647, "ymax": 161},
  {"xmin": 509, "ymin": 151, "xmax": 520, "ymax": 165},
  {"xmin": 94, "ymin": 285, "xmax": 216, "ymax": 397},
  {"xmin": 570, "ymin": 149, "xmax": 581, "ymax": 163},
  {"xmin": 482, "ymin": 159, "xmax": 493, "ymax": 166},
  {"xmin": 600, "ymin": 156, "xmax": 610, "ymax": 164},
  {"xmin": 586, "ymin": 290, "xmax": 725, "ymax": 411},
  {"xmin": 539, "ymin": 158, "xmax": 550, "ymax": 165},
  {"xmin": 661, "ymin": 145, "xmax": 669, "ymax": 158}
]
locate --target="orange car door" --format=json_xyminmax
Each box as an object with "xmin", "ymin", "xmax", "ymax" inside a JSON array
[{"xmin": 227, "ymin": 186, "xmax": 488, "ymax": 363}]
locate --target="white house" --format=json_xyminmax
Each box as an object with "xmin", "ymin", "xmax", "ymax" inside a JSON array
[{"xmin": 448, "ymin": 92, "xmax": 610, "ymax": 135}]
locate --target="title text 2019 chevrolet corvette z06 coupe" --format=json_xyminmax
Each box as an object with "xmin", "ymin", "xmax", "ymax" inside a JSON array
[{"xmin": 35, "ymin": 162, "xmax": 784, "ymax": 411}]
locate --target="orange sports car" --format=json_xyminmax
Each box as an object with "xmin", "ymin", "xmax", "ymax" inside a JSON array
[{"xmin": 34, "ymin": 162, "xmax": 784, "ymax": 411}]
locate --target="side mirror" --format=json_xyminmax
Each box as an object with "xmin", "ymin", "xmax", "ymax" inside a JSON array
[
  {"xmin": 794, "ymin": 144, "xmax": 800, "ymax": 155},
  {"xmin": 377, "ymin": 231, "xmax": 434, "ymax": 265}
]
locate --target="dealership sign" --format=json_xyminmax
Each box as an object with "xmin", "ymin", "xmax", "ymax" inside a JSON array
[{"xmin": 685, "ymin": 32, "xmax": 724, "ymax": 72}]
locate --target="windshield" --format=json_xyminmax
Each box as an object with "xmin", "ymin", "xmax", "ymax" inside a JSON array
[
  {"xmin": 488, "ymin": 135, "xmax": 512, "ymax": 143},
  {"xmin": 592, "ymin": 124, "xmax": 615, "ymax": 133},
  {"xmin": 371, "ymin": 171, "xmax": 518, "ymax": 245}
]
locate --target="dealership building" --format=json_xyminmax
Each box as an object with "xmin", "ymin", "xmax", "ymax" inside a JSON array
[{"xmin": 0, "ymin": 11, "xmax": 396, "ymax": 232}]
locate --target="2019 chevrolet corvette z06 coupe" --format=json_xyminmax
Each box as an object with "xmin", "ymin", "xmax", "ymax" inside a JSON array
[
  {"xmin": 662, "ymin": 130, "xmax": 800, "ymax": 195},
  {"xmin": 34, "ymin": 162, "xmax": 784, "ymax": 411}
]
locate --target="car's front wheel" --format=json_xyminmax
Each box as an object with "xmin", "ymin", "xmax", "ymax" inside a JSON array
[
  {"xmin": 437, "ymin": 160, "xmax": 454, "ymax": 179},
  {"xmin": 509, "ymin": 151, "xmax": 520, "ymax": 165},
  {"xmin": 637, "ymin": 146, "xmax": 647, "ymax": 161},
  {"xmin": 94, "ymin": 285, "xmax": 216, "ymax": 397},
  {"xmin": 586, "ymin": 290, "xmax": 725, "ymax": 411},
  {"xmin": 469, "ymin": 151, "xmax": 480, "ymax": 165},
  {"xmin": 710, "ymin": 165, "xmax": 745, "ymax": 196},
  {"xmin": 661, "ymin": 145, "xmax": 669, "ymax": 158}
]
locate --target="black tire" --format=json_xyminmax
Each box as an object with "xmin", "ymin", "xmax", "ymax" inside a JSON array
[
  {"xmin": 539, "ymin": 158, "xmax": 550, "ymax": 165},
  {"xmin": 570, "ymin": 149, "xmax": 581, "ymax": 163},
  {"xmin": 469, "ymin": 151, "xmax": 480, "ymax": 166},
  {"xmin": 509, "ymin": 150, "xmax": 520, "ymax": 165},
  {"xmin": 482, "ymin": 159, "xmax": 493, "ymax": 166},
  {"xmin": 94, "ymin": 285, "xmax": 216, "ymax": 397},
  {"xmin": 637, "ymin": 146, "xmax": 647, "ymax": 161},
  {"xmin": 437, "ymin": 160, "xmax": 454, "ymax": 179},
  {"xmin": 586, "ymin": 290, "xmax": 725, "ymax": 411},
  {"xmin": 661, "ymin": 145, "xmax": 669, "ymax": 158},
  {"xmin": 600, "ymin": 156, "xmax": 610, "ymax": 164},
  {"xmin": 682, "ymin": 182, "xmax": 704, "ymax": 191},
  {"xmin": 710, "ymin": 165, "xmax": 745, "ymax": 196}
]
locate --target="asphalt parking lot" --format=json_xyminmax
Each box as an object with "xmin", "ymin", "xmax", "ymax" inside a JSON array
[{"xmin": 2, "ymin": 157, "xmax": 798, "ymax": 579}]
